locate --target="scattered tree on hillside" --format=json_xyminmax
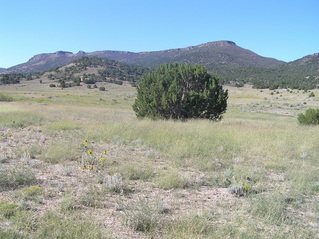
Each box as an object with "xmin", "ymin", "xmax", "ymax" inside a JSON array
[
  {"xmin": 133, "ymin": 63, "xmax": 228, "ymax": 120},
  {"xmin": 0, "ymin": 73, "xmax": 24, "ymax": 84},
  {"xmin": 45, "ymin": 57, "xmax": 150, "ymax": 88},
  {"xmin": 298, "ymin": 108, "xmax": 319, "ymax": 125}
]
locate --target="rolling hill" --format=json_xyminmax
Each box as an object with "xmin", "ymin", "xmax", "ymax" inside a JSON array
[
  {"xmin": 3, "ymin": 41, "xmax": 284, "ymax": 74},
  {"xmin": 211, "ymin": 52, "xmax": 319, "ymax": 89},
  {"xmin": 32, "ymin": 57, "xmax": 150, "ymax": 88}
]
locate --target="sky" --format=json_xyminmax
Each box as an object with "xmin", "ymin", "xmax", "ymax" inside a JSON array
[{"xmin": 0, "ymin": 0, "xmax": 318, "ymax": 68}]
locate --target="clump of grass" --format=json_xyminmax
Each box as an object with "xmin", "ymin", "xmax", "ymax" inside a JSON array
[
  {"xmin": 0, "ymin": 167, "xmax": 37, "ymax": 191},
  {"xmin": 44, "ymin": 120, "xmax": 81, "ymax": 132},
  {"xmin": 249, "ymin": 193, "xmax": 289, "ymax": 224},
  {"xmin": 117, "ymin": 164, "xmax": 154, "ymax": 181},
  {"xmin": 0, "ymin": 111, "xmax": 43, "ymax": 128},
  {"xmin": 15, "ymin": 144, "xmax": 43, "ymax": 164},
  {"xmin": 32, "ymin": 211, "xmax": 103, "ymax": 238},
  {"xmin": 40, "ymin": 140, "xmax": 79, "ymax": 164},
  {"xmin": 0, "ymin": 93, "xmax": 13, "ymax": 102},
  {"xmin": 0, "ymin": 154, "xmax": 9, "ymax": 164},
  {"xmin": 0, "ymin": 202, "xmax": 21, "ymax": 219},
  {"xmin": 60, "ymin": 195, "xmax": 76, "ymax": 212},
  {"xmin": 103, "ymin": 173, "xmax": 124, "ymax": 193},
  {"xmin": 124, "ymin": 199, "xmax": 162, "ymax": 233},
  {"xmin": 22, "ymin": 186, "xmax": 43, "ymax": 200},
  {"xmin": 0, "ymin": 229, "xmax": 24, "ymax": 239},
  {"xmin": 79, "ymin": 185, "xmax": 104, "ymax": 208},
  {"xmin": 164, "ymin": 214, "xmax": 215, "ymax": 238},
  {"xmin": 210, "ymin": 168, "xmax": 233, "ymax": 187},
  {"xmin": 154, "ymin": 169, "xmax": 188, "ymax": 190}
]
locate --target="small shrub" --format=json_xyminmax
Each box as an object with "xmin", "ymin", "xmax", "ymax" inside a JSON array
[
  {"xmin": 22, "ymin": 186, "xmax": 43, "ymax": 199},
  {"xmin": 0, "ymin": 154, "xmax": 8, "ymax": 164},
  {"xmin": 125, "ymin": 199, "xmax": 161, "ymax": 232},
  {"xmin": 210, "ymin": 169, "xmax": 233, "ymax": 187},
  {"xmin": 298, "ymin": 108, "xmax": 319, "ymax": 125},
  {"xmin": 249, "ymin": 194, "xmax": 288, "ymax": 224},
  {"xmin": 60, "ymin": 195, "xmax": 76, "ymax": 211},
  {"xmin": 103, "ymin": 173, "xmax": 124, "ymax": 193},
  {"xmin": 0, "ymin": 93, "xmax": 13, "ymax": 102},
  {"xmin": 0, "ymin": 167, "xmax": 37, "ymax": 191},
  {"xmin": 79, "ymin": 185, "xmax": 104, "ymax": 208},
  {"xmin": 0, "ymin": 202, "xmax": 21, "ymax": 219},
  {"xmin": 121, "ymin": 165, "xmax": 154, "ymax": 181},
  {"xmin": 113, "ymin": 80, "xmax": 123, "ymax": 85},
  {"xmin": 309, "ymin": 92, "xmax": 315, "ymax": 97},
  {"xmin": 41, "ymin": 141, "xmax": 79, "ymax": 164},
  {"xmin": 0, "ymin": 230, "xmax": 24, "ymax": 239},
  {"xmin": 33, "ymin": 211, "xmax": 103, "ymax": 238},
  {"xmin": 228, "ymin": 183, "xmax": 245, "ymax": 196},
  {"xmin": 154, "ymin": 169, "xmax": 188, "ymax": 190},
  {"xmin": 165, "ymin": 214, "xmax": 215, "ymax": 238},
  {"xmin": 99, "ymin": 86, "xmax": 106, "ymax": 91},
  {"xmin": 49, "ymin": 84, "xmax": 56, "ymax": 87}
]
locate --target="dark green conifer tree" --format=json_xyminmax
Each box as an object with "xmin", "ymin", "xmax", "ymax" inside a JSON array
[{"xmin": 133, "ymin": 63, "xmax": 228, "ymax": 120}]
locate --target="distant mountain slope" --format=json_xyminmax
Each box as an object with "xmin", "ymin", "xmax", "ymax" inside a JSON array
[
  {"xmin": 211, "ymin": 52, "xmax": 319, "ymax": 89},
  {"xmin": 123, "ymin": 41, "xmax": 284, "ymax": 68},
  {"xmin": 0, "ymin": 68, "xmax": 5, "ymax": 72},
  {"xmin": 3, "ymin": 41, "xmax": 284, "ymax": 74}
]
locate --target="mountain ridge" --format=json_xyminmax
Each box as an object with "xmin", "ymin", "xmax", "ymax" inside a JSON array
[{"xmin": 3, "ymin": 40, "xmax": 285, "ymax": 74}]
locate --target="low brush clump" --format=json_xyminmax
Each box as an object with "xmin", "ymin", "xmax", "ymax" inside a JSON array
[
  {"xmin": 298, "ymin": 108, "xmax": 319, "ymax": 125},
  {"xmin": 0, "ymin": 167, "xmax": 37, "ymax": 191}
]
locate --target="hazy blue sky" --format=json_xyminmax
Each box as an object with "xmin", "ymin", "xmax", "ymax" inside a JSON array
[{"xmin": 1, "ymin": 0, "xmax": 318, "ymax": 68}]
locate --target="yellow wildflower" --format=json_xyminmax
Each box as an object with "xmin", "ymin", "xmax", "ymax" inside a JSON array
[
  {"xmin": 100, "ymin": 158, "xmax": 105, "ymax": 162},
  {"xmin": 81, "ymin": 167, "xmax": 85, "ymax": 171},
  {"xmin": 87, "ymin": 150, "xmax": 93, "ymax": 155},
  {"xmin": 103, "ymin": 150, "xmax": 107, "ymax": 154},
  {"xmin": 84, "ymin": 139, "xmax": 88, "ymax": 143},
  {"xmin": 87, "ymin": 165, "xmax": 93, "ymax": 169}
]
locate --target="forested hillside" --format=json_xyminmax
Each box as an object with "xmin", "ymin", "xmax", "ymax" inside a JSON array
[
  {"xmin": 43, "ymin": 57, "xmax": 150, "ymax": 88},
  {"xmin": 0, "ymin": 73, "xmax": 26, "ymax": 84},
  {"xmin": 210, "ymin": 53, "xmax": 319, "ymax": 90}
]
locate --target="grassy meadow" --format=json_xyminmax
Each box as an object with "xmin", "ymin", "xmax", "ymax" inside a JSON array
[{"xmin": 0, "ymin": 80, "xmax": 319, "ymax": 238}]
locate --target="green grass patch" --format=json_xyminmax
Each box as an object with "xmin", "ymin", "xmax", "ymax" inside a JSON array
[
  {"xmin": 40, "ymin": 140, "xmax": 79, "ymax": 164},
  {"xmin": 0, "ymin": 167, "xmax": 37, "ymax": 191},
  {"xmin": 44, "ymin": 120, "xmax": 81, "ymax": 131},
  {"xmin": 24, "ymin": 211, "xmax": 103, "ymax": 238},
  {"xmin": 0, "ymin": 93, "xmax": 14, "ymax": 102},
  {"xmin": 154, "ymin": 169, "xmax": 188, "ymax": 190},
  {"xmin": 0, "ymin": 111, "xmax": 43, "ymax": 128}
]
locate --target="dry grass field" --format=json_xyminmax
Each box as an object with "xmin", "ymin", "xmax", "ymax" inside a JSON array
[{"xmin": 0, "ymin": 80, "xmax": 319, "ymax": 238}]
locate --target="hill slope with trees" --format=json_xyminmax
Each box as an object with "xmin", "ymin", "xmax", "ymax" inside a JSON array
[
  {"xmin": 210, "ymin": 53, "xmax": 319, "ymax": 89},
  {"xmin": 40, "ymin": 57, "xmax": 150, "ymax": 88}
]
